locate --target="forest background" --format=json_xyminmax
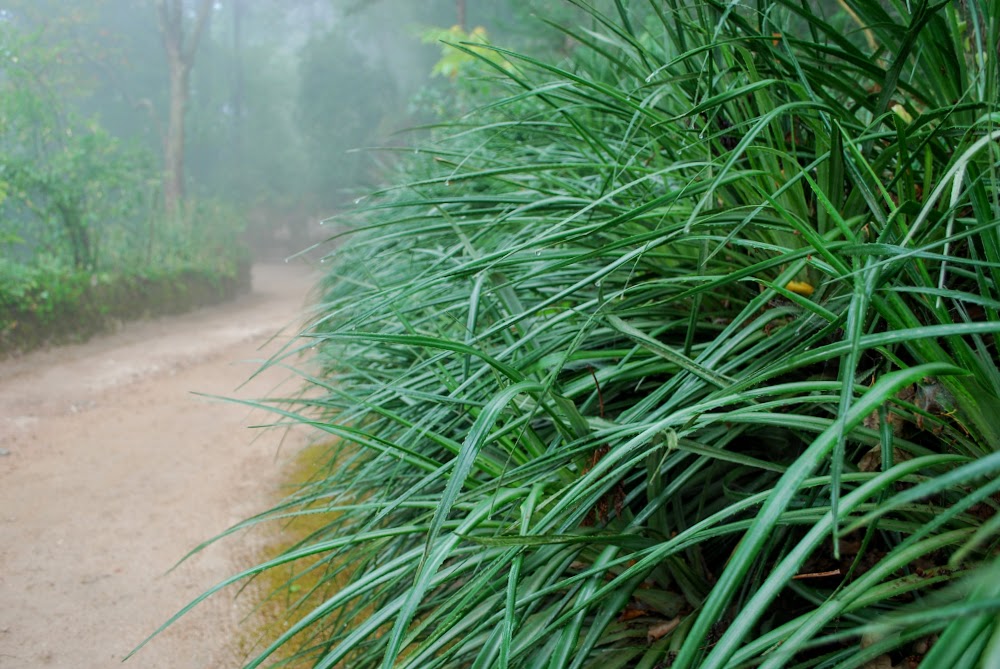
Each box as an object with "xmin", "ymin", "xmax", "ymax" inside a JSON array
[{"xmin": 0, "ymin": 0, "xmax": 560, "ymax": 354}]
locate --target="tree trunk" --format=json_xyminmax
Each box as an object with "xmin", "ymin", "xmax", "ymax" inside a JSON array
[
  {"xmin": 155, "ymin": 0, "xmax": 213, "ymax": 218},
  {"xmin": 163, "ymin": 60, "xmax": 188, "ymax": 215},
  {"xmin": 55, "ymin": 200, "xmax": 92, "ymax": 270},
  {"xmin": 232, "ymin": 0, "xmax": 244, "ymax": 121},
  {"xmin": 456, "ymin": 0, "xmax": 466, "ymax": 29},
  {"xmin": 231, "ymin": 0, "xmax": 245, "ymax": 196}
]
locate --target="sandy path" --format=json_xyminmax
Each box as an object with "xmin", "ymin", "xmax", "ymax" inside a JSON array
[{"xmin": 0, "ymin": 263, "xmax": 320, "ymax": 669}]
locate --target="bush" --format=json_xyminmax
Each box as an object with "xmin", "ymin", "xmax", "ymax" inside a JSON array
[
  {"xmin": 0, "ymin": 196, "xmax": 251, "ymax": 356},
  {"xmin": 0, "ymin": 259, "xmax": 250, "ymax": 357}
]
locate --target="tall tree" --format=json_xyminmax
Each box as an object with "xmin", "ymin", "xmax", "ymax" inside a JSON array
[
  {"xmin": 230, "ymin": 0, "xmax": 245, "ymax": 193},
  {"xmin": 154, "ymin": 0, "xmax": 213, "ymax": 216}
]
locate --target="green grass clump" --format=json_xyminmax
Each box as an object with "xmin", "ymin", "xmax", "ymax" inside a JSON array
[{"xmin": 153, "ymin": 1, "xmax": 1000, "ymax": 667}]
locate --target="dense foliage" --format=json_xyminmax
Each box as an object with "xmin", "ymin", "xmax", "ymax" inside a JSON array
[{"xmin": 154, "ymin": 0, "xmax": 1000, "ymax": 667}]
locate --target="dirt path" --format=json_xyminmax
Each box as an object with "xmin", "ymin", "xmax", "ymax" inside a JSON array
[{"xmin": 0, "ymin": 263, "xmax": 320, "ymax": 669}]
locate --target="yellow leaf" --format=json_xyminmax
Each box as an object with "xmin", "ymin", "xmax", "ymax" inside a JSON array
[{"xmin": 785, "ymin": 280, "xmax": 815, "ymax": 297}]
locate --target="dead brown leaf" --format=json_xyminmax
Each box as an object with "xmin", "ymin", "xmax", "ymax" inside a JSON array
[{"xmin": 646, "ymin": 617, "xmax": 681, "ymax": 644}]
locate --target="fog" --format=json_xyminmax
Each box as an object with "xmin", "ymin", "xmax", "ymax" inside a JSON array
[{"xmin": 0, "ymin": 1, "xmax": 567, "ymax": 268}]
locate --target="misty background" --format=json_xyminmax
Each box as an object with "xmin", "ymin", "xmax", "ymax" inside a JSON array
[{"xmin": 0, "ymin": 0, "xmax": 579, "ymax": 269}]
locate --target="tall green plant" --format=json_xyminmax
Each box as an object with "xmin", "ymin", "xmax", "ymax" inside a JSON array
[
  {"xmin": 149, "ymin": 1, "xmax": 1000, "ymax": 667},
  {"xmin": 0, "ymin": 23, "xmax": 158, "ymax": 271}
]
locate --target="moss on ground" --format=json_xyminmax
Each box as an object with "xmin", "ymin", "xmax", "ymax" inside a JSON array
[{"xmin": 231, "ymin": 441, "xmax": 353, "ymax": 668}]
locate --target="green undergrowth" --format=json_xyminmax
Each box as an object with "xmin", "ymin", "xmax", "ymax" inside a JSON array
[{"xmin": 0, "ymin": 258, "xmax": 250, "ymax": 357}]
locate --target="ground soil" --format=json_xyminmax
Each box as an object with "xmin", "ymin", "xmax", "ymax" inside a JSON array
[{"xmin": 0, "ymin": 263, "xmax": 320, "ymax": 669}]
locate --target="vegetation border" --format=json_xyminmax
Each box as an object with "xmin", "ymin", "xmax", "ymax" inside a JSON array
[{"xmin": 0, "ymin": 260, "xmax": 252, "ymax": 358}]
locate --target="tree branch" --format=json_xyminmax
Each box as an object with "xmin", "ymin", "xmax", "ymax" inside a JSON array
[{"xmin": 183, "ymin": 0, "xmax": 214, "ymax": 67}]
